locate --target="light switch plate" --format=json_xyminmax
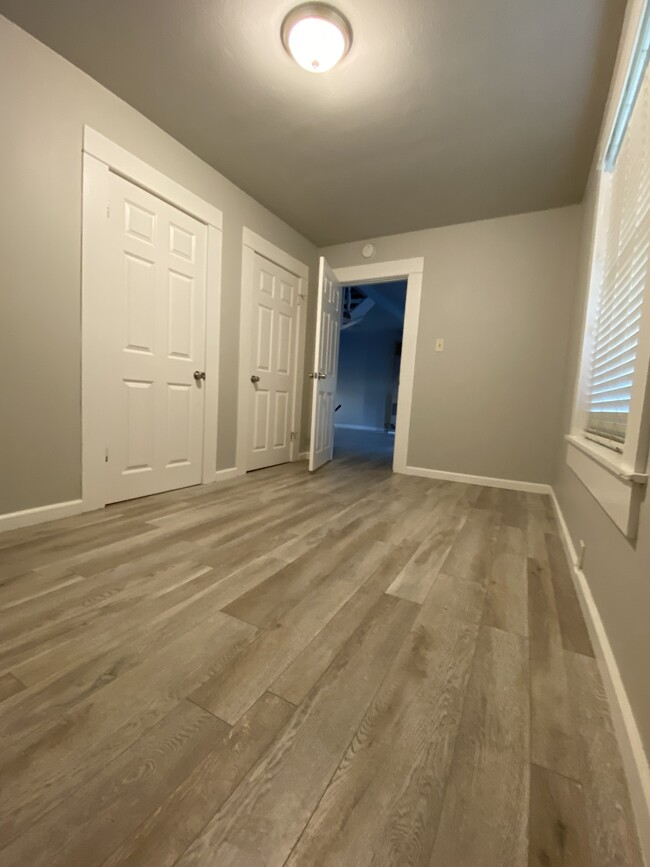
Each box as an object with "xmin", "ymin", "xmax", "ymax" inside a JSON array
[{"xmin": 435, "ymin": 338, "xmax": 445, "ymax": 352}]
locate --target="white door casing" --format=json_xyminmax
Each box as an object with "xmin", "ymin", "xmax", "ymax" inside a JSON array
[
  {"xmin": 82, "ymin": 129, "xmax": 223, "ymax": 513},
  {"xmin": 247, "ymin": 254, "xmax": 301, "ymax": 471},
  {"xmin": 331, "ymin": 258, "xmax": 424, "ymax": 475},
  {"xmin": 309, "ymin": 258, "xmax": 342, "ymax": 472},
  {"xmin": 107, "ymin": 173, "xmax": 208, "ymax": 502}
]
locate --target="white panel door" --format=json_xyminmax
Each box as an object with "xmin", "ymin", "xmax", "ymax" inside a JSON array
[
  {"xmin": 309, "ymin": 257, "xmax": 342, "ymax": 472},
  {"xmin": 107, "ymin": 173, "xmax": 207, "ymax": 502},
  {"xmin": 247, "ymin": 253, "xmax": 301, "ymax": 471}
]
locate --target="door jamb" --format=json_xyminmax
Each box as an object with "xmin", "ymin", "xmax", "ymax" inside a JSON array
[
  {"xmin": 332, "ymin": 258, "xmax": 424, "ymax": 475},
  {"xmin": 236, "ymin": 229, "xmax": 310, "ymax": 475},
  {"xmin": 81, "ymin": 127, "xmax": 223, "ymax": 512}
]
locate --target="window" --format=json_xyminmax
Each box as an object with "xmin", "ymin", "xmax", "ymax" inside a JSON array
[
  {"xmin": 568, "ymin": 5, "xmax": 650, "ymax": 537},
  {"xmin": 586, "ymin": 73, "xmax": 648, "ymax": 450}
]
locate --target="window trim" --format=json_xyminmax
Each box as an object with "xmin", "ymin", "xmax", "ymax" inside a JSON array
[{"xmin": 568, "ymin": 26, "xmax": 650, "ymax": 537}]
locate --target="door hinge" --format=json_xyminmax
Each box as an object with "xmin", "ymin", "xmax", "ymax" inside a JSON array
[
  {"xmin": 290, "ymin": 431, "xmax": 296, "ymax": 442},
  {"xmin": 105, "ymin": 448, "xmax": 109, "ymax": 463},
  {"xmin": 106, "ymin": 201, "xmax": 111, "ymax": 218}
]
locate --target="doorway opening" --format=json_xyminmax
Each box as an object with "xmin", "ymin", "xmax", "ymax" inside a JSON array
[
  {"xmin": 307, "ymin": 256, "xmax": 423, "ymax": 475},
  {"xmin": 333, "ymin": 280, "xmax": 407, "ymax": 465}
]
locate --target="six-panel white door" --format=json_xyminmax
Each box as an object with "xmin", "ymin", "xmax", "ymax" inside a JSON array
[
  {"xmin": 107, "ymin": 173, "xmax": 207, "ymax": 503},
  {"xmin": 247, "ymin": 253, "xmax": 300, "ymax": 471},
  {"xmin": 309, "ymin": 257, "xmax": 342, "ymax": 472}
]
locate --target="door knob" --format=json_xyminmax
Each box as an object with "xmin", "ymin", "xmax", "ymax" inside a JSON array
[
  {"xmin": 317, "ymin": 372, "xmax": 326, "ymax": 379},
  {"xmin": 193, "ymin": 370, "xmax": 206, "ymax": 381},
  {"xmin": 250, "ymin": 375, "xmax": 260, "ymax": 383}
]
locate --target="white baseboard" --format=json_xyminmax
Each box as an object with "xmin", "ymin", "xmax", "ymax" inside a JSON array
[
  {"xmin": 550, "ymin": 489, "xmax": 650, "ymax": 865},
  {"xmin": 0, "ymin": 499, "xmax": 83, "ymax": 534},
  {"xmin": 298, "ymin": 451, "xmax": 309, "ymax": 460},
  {"xmin": 402, "ymin": 465, "xmax": 552, "ymax": 494},
  {"xmin": 211, "ymin": 468, "xmax": 239, "ymax": 482},
  {"xmin": 334, "ymin": 424, "xmax": 386, "ymax": 432}
]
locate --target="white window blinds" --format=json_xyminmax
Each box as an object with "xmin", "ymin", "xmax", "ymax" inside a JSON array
[{"xmin": 587, "ymin": 69, "xmax": 650, "ymax": 446}]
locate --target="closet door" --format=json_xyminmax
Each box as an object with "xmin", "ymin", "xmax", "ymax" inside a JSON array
[
  {"xmin": 247, "ymin": 253, "xmax": 301, "ymax": 471},
  {"xmin": 107, "ymin": 172, "xmax": 207, "ymax": 502}
]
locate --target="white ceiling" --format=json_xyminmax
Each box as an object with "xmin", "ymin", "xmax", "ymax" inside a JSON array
[{"xmin": 0, "ymin": 0, "xmax": 626, "ymax": 245}]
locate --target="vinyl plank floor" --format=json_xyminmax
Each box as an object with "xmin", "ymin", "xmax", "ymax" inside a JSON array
[
  {"xmin": 429, "ymin": 625, "xmax": 530, "ymax": 867},
  {"xmin": 528, "ymin": 763, "xmax": 590, "ymax": 867},
  {"xmin": 0, "ymin": 455, "xmax": 641, "ymax": 866}
]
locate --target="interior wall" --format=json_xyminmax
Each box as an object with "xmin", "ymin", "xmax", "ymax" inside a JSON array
[
  {"xmin": 335, "ymin": 307, "xmax": 402, "ymax": 430},
  {"xmin": 553, "ymin": 0, "xmax": 650, "ymax": 762},
  {"xmin": 0, "ymin": 16, "xmax": 318, "ymax": 515},
  {"xmin": 321, "ymin": 204, "xmax": 583, "ymax": 484}
]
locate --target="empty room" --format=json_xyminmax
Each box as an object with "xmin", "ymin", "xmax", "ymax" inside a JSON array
[{"xmin": 0, "ymin": 0, "xmax": 649, "ymax": 865}]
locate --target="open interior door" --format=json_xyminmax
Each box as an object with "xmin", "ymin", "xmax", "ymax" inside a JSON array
[{"xmin": 308, "ymin": 257, "xmax": 342, "ymax": 471}]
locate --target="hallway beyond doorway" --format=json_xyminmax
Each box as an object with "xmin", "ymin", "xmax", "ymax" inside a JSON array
[
  {"xmin": 333, "ymin": 427, "xmax": 394, "ymax": 466},
  {"xmin": 334, "ymin": 279, "xmax": 406, "ymax": 470}
]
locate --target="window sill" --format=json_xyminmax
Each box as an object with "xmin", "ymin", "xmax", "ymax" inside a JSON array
[{"xmin": 565, "ymin": 435, "xmax": 647, "ymax": 538}]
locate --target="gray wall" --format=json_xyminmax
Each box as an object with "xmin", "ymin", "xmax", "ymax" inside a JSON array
[
  {"xmin": 0, "ymin": 16, "xmax": 318, "ymax": 514},
  {"xmin": 554, "ymin": 176, "xmax": 650, "ymax": 760},
  {"xmin": 322, "ymin": 205, "xmax": 583, "ymax": 484},
  {"xmin": 336, "ymin": 306, "xmax": 402, "ymax": 430}
]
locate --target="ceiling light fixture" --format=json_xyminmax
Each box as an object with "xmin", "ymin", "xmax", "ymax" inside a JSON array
[{"xmin": 281, "ymin": 3, "xmax": 352, "ymax": 73}]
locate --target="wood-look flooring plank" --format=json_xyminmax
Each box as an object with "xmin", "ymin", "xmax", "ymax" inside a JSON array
[
  {"xmin": 0, "ymin": 568, "xmax": 85, "ymax": 610},
  {"xmin": 102, "ymin": 693, "xmax": 294, "ymax": 867},
  {"xmin": 188, "ymin": 540, "xmax": 393, "ymax": 724},
  {"xmin": 565, "ymin": 651, "xmax": 643, "ymax": 866},
  {"xmin": 1, "ymin": 557, "xmax": 266, "ymax": 683},
  {"xmin": 528, "ymin": 763, "xmax": 590, "ymax": 867},
  {"xmin": 0, "ymin": 509, "xmax": 124, "ymax": 552},
  {"xmin": 0, "ymin": 700, "xmax": 227, "ymax": 867},
  {"xmin": 271, "ymin": 541, "xmax": 417, "ymax": 705},
  {"xmin": 440, "ymin": 507, "xmax": 501, "ymax": 584},
  {"xmin": 544, "ymin": 534, "xmax": 594, "ymax": 657},
  {"xmin": 0, "ymin": 570, "xmax": 266, "ymax": 745},
  {"xmin": 386, "ymin": 503, "xmax": 466, "ymax": 603},
  {"xmin": 483, "ymin": 524, "xmax": 528, "ymax": 636},
  {"xmin": 285, "ymin": 577, "xmax": 481, "ymax": 867},
  {"xmin": 224, "ymin": 517, "xmax": 392, "ymax": 628},
  {"xmin": 0, "ymin": 515, "xmax": 151, "ymax": 570},
  {"xmin": 0, "ymin": 610, "xmax": 256, "ymax": 844},
  {"xmin": 175, "ymin": 593, "xmax": 419, "ymax": 867},
  {"xmin": 34, "ymin": 527, "xmax": 189, "ymax": 580},
  {"xmin": 0, "ymin": 548, "xmax": 207, "ymax": 666},
  {"xmin": 0, "ymin": 674, "xmax": 24, "ymax": 705},
  {"xmin": 414, "ymin": 570, "xmax": 487, "ymax": 628},
  {"xmin": 474, "ymin": 485, "xmax": 506, "ymax": 512},
  {"xmin": 429, "ymin": 625, "xmax": 530, "ymax": 866},
  {"xmin": 7, "ymin": 568, "xmax": 231, "ymax": 685},
  {"xmin": 528, "ymin": 556, "xmax": 580, "ymax": 780},
  {"xmin": 502, "ymin": 488, "xmax": 527, "ymax": 529},
  {"xmin": 269, "ymin": 499, "xmax": 388, "ymax": 563},
  {"xmin": 170, "ymin": 493, "xmax": 334, "ymax": 549},
  {"xmin": 526, "ymin": 507, "xmax": 548, "ymax": 562}
]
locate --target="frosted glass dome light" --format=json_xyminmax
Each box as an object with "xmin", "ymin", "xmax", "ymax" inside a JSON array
[{"xmin": 282, "ymin": 4, "xmax": 352, "ymax": 73}]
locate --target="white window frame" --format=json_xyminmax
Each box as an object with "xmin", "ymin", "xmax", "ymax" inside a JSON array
[{"xmin": 567, "ymin": 14, "xmax": 650, "ymax": 538}]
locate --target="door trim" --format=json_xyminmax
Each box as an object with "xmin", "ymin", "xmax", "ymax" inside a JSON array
[
  {"xmin": 236, "ymin": 229, "xmax": 310, "ymax": 475},
  {"xmin": 81, "ymin": 128, "xmax": 223, "ymax": 511},
  {"xmin": 332, "ymin": 258, "xmax": 424, "ymax": 475}
]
